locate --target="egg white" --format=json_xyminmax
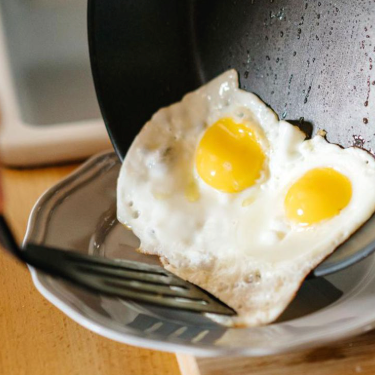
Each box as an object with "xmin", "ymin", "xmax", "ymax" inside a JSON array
[{"xmin": 117, "ymin": 70, "xmax": 375, "ymax": 326}]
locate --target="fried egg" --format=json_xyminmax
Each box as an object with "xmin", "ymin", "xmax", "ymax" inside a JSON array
[{"xmin": 117, "ymin": 70, "xmax": 375, "ymax": 326}]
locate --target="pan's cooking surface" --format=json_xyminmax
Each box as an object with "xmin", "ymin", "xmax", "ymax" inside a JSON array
[
  {"xmin": 89, "ymin": 0, "xmax": 375, "ymax": 158},
  {"xmin": 193, "ymin": 0, "xmax": 375, "ymax": 151}
]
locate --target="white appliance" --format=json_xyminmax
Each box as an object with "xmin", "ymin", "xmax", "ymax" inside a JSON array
[{"xmin": 0, "ymin": 0, "xmax": 111, "ymax": 166}]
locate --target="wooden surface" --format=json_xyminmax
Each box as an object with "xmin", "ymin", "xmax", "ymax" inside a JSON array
[
  {"xmin": 2, "ymin": 162, "xmax": 375, "ymax": 375},
  {"xmin": 178, "ymin": 329, "xmax": 375, "ymax": 375},
  {"xmin": 0, "ymin": 163, "xmax": 180, "ymax": 375}
]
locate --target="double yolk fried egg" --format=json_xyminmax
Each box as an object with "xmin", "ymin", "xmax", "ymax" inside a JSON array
[{"xmin": 117, "ymin": 70, "xmax": 375, "ymax": 326}]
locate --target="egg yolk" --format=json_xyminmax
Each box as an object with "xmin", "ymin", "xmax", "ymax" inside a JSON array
[
  {"xmin": 195, "ymin": 118, "xmax": 265, "ymax": 193},
  {"xmin": 285, "ymin": 167, "xmax": 352, "ymax": 226}
]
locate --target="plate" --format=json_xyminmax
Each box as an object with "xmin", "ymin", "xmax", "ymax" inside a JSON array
[{"xmin": 25, "ymin": 151, "xmax": 375, "ymax": 357}]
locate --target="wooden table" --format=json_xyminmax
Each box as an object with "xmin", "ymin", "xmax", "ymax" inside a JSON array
[
  {"xmin": 1, "ymin": 162, "xmax": 375, "ymax": 375},
  {"xmin": 0, "ymin": 163, "xmax": 180, "ymax": 375}
]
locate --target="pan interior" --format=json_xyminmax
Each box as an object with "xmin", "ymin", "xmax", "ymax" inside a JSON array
[{"xmin": 89, "ymin": 0, "xmax": 375, "ymax": 159}]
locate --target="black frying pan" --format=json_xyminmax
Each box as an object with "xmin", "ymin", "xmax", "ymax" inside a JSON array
[
  {"xmin": 88, "ymin": 0, "xmax": 375, "ymax": 158},
  {"xmin": 88, "ymin": 0, "xmax": 375, "ymax": 276}
]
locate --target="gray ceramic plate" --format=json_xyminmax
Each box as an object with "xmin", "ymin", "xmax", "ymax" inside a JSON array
[{"xmin": 25, "ymin": 151, "xmax": 375, "ymax": 357}]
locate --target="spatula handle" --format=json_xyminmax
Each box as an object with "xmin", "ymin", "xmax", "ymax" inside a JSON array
[{"xmin": 0, "ymin": 215, "xmax": 24, "ymax": 261}]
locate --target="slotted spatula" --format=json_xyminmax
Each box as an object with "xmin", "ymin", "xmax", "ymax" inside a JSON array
[{"xmin": 0, "ymin": 215, "xmax": 234, "ymax": 315}]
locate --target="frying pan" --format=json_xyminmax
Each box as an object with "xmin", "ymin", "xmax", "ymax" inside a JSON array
[{"xmin": 88, "ymin": 0, "xmax": 375, "ymax": 276}]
